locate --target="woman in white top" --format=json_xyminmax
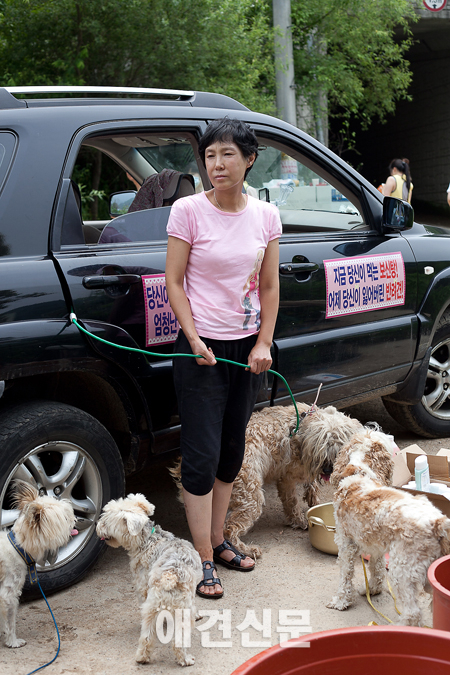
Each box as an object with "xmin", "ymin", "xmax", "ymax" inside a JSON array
[{"xmin": 165, "ymin": 118, "xmax": 282, "ymax": 598}]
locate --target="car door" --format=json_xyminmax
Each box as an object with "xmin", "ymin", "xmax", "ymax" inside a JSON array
[
  {"xmin": 51, "ymin": 121, "xmax": 210, "ymax": 440},
  {"xmin": 245, "ymin": 130, "xmax": 418, "ymax": 406}
]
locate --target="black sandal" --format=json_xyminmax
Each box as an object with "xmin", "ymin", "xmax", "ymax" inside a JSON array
[
  {"xmin": 213, "ymin": 539, "xmax": 255, "ymax": 572},
  {"xmin": 196, "ymin": 561, "xmax": 224, "ymax": 599}
]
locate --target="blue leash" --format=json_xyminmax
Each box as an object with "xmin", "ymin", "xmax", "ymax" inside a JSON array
[
  {"xmin": 7, "ymin": 532, "xmax": 61, "ymax": 674},
  {"xmin": 26, "ymin": 579, "xmax": 61, "ymax": 675}
]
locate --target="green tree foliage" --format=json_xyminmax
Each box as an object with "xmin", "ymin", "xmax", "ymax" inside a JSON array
[
  {"xmin": 0, "ymin": 0, "xmax": 417, "ymax": 156},
  {"xmin": 289, "ymin": 0, "xmax": 418, "ymax": 154},
  {"xmin": 0, "ymin": 0, "xmax": 275, "ymax": 113}
]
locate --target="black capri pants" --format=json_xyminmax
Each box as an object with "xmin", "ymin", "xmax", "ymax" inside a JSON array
[{"xmin": 173, "ymin": 330, "xmax": 263, "ymax": 496}]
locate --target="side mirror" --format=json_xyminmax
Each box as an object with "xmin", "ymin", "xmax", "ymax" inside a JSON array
[
  {"xmin": 382, "ymin": 196, "xmax": 414, "ymax": 231},
  {"xmin": 109, "ymin": 191, "xmax": 137, "ymax": 218}
]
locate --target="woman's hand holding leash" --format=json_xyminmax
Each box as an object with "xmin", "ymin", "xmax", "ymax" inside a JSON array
[
  {"xmin": 190, "ymin": 338, "xmax": 216, "ymax": 366},
  {"xmin": 246, "ymin": 342, "xmax": 272, "ymax": 374}
]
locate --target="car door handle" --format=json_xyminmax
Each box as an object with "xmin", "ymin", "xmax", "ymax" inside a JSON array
[
  {"xmin": 279, "ymin": 262, "xmax": 319, "ymax": 275},
  {"xmin": 82, "ymin": 274, "xmax": 141, "ymax": 289}
]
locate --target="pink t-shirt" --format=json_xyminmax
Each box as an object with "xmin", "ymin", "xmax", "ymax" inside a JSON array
[{"xmin": 167, "ymin": 191, "xmax": 282, "ymax": 340}]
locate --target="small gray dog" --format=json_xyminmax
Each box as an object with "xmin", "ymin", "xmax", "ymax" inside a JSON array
[{"xmin": 96, "ymin": 493, "xmax": 202, "ymax": 667}]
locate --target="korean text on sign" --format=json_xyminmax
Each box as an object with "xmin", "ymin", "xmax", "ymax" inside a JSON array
[
  {"xmin": 324, "ymin": 252, "xmax": 405, "ymax": 318},
  {"xmin": 142, "ymin": 274, "xmax": 179, "ymax": 346}
]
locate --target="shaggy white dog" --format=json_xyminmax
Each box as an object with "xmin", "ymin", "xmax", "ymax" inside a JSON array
[
  {"xmin": 0, "ymin": 480, "xmax": 75, "ymax": 648},
  {"xmin": 96, "ymin": 493, "xmax": 202, "ymax": 667},
  {"xmin": 171, "ymin": 403, "xmax": 363, "ymax": 558},
  {"xmin": 328, "ymin": 427, "xmax": 450, "ymax": 626}
]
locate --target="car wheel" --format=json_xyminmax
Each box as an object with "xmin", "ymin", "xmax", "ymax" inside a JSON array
[
  {"xmin": 383, "ymin": 318, "xmax": 450, "ymax": 438},
  {"xmin": 0, "ymin": 400, "xmax": 125, "ymax": 598}
]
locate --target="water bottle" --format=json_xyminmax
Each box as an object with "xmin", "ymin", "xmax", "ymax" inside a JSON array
[{"xmin": 415, "ymin": 455, "xmax": 430, "ymax": 491}]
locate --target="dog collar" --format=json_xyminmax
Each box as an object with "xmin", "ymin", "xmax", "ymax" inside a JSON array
[
  {"xmin": 298, "ymin": 383, "xmax": 323, "ymax": 426},
  {"xmin": 303, "ymin": 405, "xmax": 318, "ymax": 418},
  {"xmin": 299, "ymin": 405, "xmax": 318, "ymax": 424},
  {"xmin": 7, "ymin": 531, "xmax": 38, "ymax": 585}
]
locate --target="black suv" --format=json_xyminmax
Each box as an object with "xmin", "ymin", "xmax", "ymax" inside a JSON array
[{"xmin": 1, "ymin": 86, "xmax": 449, "ymax": 594}]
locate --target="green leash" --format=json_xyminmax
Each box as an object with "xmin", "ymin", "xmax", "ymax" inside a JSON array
[{"xmin": 69, "ymin": 313, "xmax": 300, "ymax": 433}]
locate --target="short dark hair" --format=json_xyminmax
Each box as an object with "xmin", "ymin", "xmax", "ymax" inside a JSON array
[{"xmin": 198, "ymin": 118, "xmax": 259, "ymax": 178}]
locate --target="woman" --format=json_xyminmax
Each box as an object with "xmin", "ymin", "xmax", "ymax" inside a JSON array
[
  {"xmin": 165, "ymin": 118, "xmax": 282, "ymax": 599},
  {"xmin": 382, "ymin": 158, "xmax": 413, "ymax": 203}
]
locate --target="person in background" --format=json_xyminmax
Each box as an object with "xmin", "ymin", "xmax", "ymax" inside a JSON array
[
  {"xmin": 165, "ymin": 118, "xmax": 282, "ymax": 599},
  {"xmin": 382, "ymin": 158, "xmax": 413, "ymax": 203},
  {"xmin": 446, "ymin": 182, "xmax": 450, "ymax": 207}
]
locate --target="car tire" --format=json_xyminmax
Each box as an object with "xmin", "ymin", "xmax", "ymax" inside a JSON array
[
  {"xmin": 0, "ymin": 400, "xmax": 125, "ymax": 598},
  {"xmin": 383, "ymin": 317, "xmax": 450, "ymax": 438}
]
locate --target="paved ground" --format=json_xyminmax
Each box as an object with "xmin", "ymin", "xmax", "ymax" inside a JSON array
[{"xmin": 2, "ymin": 397, "xmax": 447, "ymax": 675}]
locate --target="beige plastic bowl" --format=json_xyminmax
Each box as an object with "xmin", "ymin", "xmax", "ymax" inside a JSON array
[{"xmin": 307, "ymin": 502, "xmax": 338, "ymax": 555}]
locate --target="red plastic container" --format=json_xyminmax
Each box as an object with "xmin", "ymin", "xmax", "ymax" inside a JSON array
[
  {"xmin": 231, "ymin": 626, "xmax": 450, "ymax": 675},
  {"xmin": 428, "ymin": 553, "xmax": 450, "ymax": 632}
]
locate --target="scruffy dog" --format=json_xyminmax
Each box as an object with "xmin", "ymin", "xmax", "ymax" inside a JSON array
[
  {"xmin": 327, "ymin": 427, "xmax": 450, "ymax": 626},
  {"xmin": 171, "ymin": 403, "xmax": 363, "ymax": 559},
  {"xmin": 0, "ymin": 480, "xmax": 75, "ymax": 648},
  {"xmin": 96, "ymin": 493, "xmax": 202, "ymax": 667}
]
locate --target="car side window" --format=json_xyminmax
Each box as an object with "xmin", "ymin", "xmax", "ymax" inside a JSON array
[
  {"xmin": 247, "ymin": 140, "xmax": 368, "ymax": 234},
  {"xmin": 64, "ymin": 131, "xmax": 204, "ymax": 246}
]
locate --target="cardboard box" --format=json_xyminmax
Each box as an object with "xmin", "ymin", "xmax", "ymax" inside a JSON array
[{"xmin": 393, "ymin": 445, "xmax": 450, "ymax": 518}]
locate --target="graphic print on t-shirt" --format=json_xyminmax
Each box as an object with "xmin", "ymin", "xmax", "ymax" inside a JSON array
[{"xmin": 242, "ymin": 249, "xmax": 265, "ymax": 330}]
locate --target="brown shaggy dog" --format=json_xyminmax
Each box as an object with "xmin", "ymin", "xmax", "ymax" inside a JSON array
[
  {"xmin": 328, "ymin": 427, "xmax": 450, "ymax": 626},
  {"xmin": 170, "ymin": 403, "xmax": 363, "ymax": 559}
]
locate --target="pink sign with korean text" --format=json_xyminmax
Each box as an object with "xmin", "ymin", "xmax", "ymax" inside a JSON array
[
  {"xmin": 324, "ymin": 252, "xmax": 405, "ymax": 318},
  {"xmin": 142, "ymin": 274, "xmax": 179, "ymax": 345}
]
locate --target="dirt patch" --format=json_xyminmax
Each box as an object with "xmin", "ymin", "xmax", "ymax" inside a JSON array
[{"xmin": 1, "ymin": 398, "xmax": 442, "ymax": 675}]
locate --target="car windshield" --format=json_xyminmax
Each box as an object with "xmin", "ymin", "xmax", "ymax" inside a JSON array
[{"xmin": 137, "ymin": 139, "xmax": 199, "ymax": 179}]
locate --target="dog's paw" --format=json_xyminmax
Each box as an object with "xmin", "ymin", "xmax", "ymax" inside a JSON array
[
  {"xmin": 247, "ymin": 544, "xmax": 262, "ymax": 559},
  {"xmin": 288, "ymin": 516, "xmax": 308, "ymax": 530},
  {"xmin": 135, "ymin": 646, "xmax": 151, "ymax": 664},
  {"xmin": 228, "ymin": 541, "xmax": 261, "ymax": 559},
  {"xmin": 327, "ymin": 597, "xmax": 351, "ymax": 611},
  {"xmin": 177, "ymin": 653, "xmax": 195, "ymax": 666},
  {"xmin": 395, "ymin": 612, "xmax": 421, "ymax": 627},
  {"xmin": 358, "ymin": 583, "xmax": 382, "ymax": 597},
  {"xmin": 6, "ymin": 638, "xmax": 26, "ymax": 648}
]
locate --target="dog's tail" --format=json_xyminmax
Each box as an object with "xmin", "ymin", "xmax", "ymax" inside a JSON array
[
  {"xmin": 168, "ymin": 458, "xmax": 184, "ymax": 505},
  {"xmin": 160, "ymin": 571, "xmax": 179, "ymax": 591},
  {"xmin": 152, "ymin": 566, "xmax": 199, "ymax": 612}
]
